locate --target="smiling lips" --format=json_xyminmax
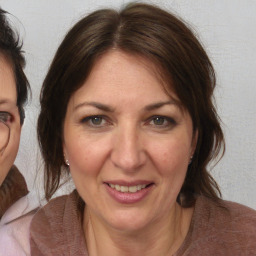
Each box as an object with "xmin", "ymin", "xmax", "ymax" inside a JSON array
[
  {"xmin": 105, "ymin": 181, "xmax": 154, "ymax": 204},
  {"xmin": 108, "ymin": 183, "xmax": 147, "ymax": 193}
]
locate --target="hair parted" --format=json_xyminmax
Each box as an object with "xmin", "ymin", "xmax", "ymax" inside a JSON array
[
  {"xmin": 38, "ymin": 3, "xmax": 225, "ymax": 205},
  {"xmin": 0, "ymin": 7, "xmax": 30, "ymax": 124}
]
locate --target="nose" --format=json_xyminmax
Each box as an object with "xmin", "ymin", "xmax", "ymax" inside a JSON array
[{"xmin": 111, "ymin": 125, "xmax": 146, "ymax": 172}]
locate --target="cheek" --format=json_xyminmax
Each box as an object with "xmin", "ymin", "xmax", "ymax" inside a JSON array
[
  {"xmin": 148, "ymin": 137, "xmax": 191, "ymax": 174},
  {"xmin": 0, "ymin": 126, "xmax": 21, "ymax": 184},
  {"xmin": 150, "ymin": 139, "xmax": 190, "ymax": 202},
  {"xmin": 65, "ymin": 134, "xmax": 110, "ymax": 176},
  {"xmin": 7, "ymin": 124, "xmax": 21, "ymax": 155}
]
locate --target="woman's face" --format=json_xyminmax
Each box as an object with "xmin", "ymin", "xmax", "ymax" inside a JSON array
[
  {"xmin": 63, "ymin": 50, "xmax": 197, "ymax": 232},
  {"xmin": 0, "ymin": 55, "xmax": 21, "ymax": 185}
]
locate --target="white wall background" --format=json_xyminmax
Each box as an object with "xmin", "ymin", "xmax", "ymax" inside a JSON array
[{"xmin": 1, "ymin": 0, "xmax": 255, "ymax": 209}]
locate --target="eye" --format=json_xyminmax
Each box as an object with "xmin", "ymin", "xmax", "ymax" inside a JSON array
[
  {"xmin": 147, "ymin": 115, "xmax": 176, "ymax": 128},
  {"xmin": 151, "ymin": 116, "xmax": 166, "ymax": 125},
  {"xmin": 90, "ymin": 116, "xmax": 104, "ymax": 125},
  {"xmin": 0, "ymin": 112, "xmax": 12, "ymax": 124},
  {"xmin": 81, "ymin": 115, "xmax": 110, "ymax": 127}
]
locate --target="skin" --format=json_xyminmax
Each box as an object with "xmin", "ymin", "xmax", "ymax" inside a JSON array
[
  {"xmin": 63, "ymin": 50, "xmax": 197, "ymax": 255},
  {"xmin": 0, "ymin": 55, "xmax": 21, "ymax": 185}
]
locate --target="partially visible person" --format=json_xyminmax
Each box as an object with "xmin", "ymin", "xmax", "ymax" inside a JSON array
[
  {"xmin": 30, "ymin": 2, "xmax": 256, "ymax": 256},
  {"xmin": 0, "ymin": 7, "xmax": 37, "ymax": 256}
]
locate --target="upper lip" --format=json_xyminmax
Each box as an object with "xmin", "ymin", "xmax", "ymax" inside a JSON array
[{"xmin": 104, "ymin": 180, "xmax": 154, "ymax": 186}]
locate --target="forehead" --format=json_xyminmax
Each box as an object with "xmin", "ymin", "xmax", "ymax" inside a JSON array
[
  {"xmin": 0, "ymin": 54, "xmax": 17, "ymax": 107},
  {"xmin": 71, "ymin": 50, "xmax": 179, "ymax": 105}
]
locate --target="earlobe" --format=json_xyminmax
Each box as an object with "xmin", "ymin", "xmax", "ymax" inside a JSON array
[
  {"xmin": 65, "ymin": 158, "xmax": 70, "ymax": 166},
  {"xmin": 63, "ymin": 145, "xmax": 70, "ymax": 166},
  {"xmin": 63, "ymin": 152, "xmax": 70, "ymax": 166}
]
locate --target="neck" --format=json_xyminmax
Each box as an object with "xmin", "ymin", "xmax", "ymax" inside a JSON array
[{"xmin": 83, "ymin": 203, "xmax": 194, "ymax": 256}]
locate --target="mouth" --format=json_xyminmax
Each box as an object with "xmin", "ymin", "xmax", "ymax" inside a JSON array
[
  {"xmin": 105, "ymin": 183, "xmax": 153, "ymax": 193},
  {"xmin": 104, "ymin": 181, "xmax": 154, "ymax": 204}
]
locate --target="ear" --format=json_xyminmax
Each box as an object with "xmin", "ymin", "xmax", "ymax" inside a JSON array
[{"xmin": 63, "ymin": 143, "xmax": 70, "ymax": 166}]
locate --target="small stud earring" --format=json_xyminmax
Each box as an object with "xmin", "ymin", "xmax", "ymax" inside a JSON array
[
  {"xmin": 65, "ymin": 159, "xmax": 70, "ymax": 166},
  {"xmin": 189, "ymin": 155, "xmax": 193, "ymax": 165},
  {"xmin": 64, "ymin": 155, "xmax": 70, "ymax": 166}
]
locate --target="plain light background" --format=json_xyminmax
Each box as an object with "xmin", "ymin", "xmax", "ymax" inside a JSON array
[{"xmin": 1, "ymin": 0, "xmax": 255, "ymax": 209}]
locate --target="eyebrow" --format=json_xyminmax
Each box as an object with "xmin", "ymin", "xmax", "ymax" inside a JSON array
[
  {"xmin": 74, "ymin": 100, "xmax": 179, "ymax": 112},
  {"xmin": 144, "ymin": 100, "xmax": 179, "ymax": 111},
  {"xmin": 74, "ymin": 101, "xmax": 115, "ymax": 112}
]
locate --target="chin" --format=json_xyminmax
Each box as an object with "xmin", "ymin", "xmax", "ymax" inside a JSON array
[{"xmin": 104, "ymin": 209, "xmax": 154, "ymax": 233}]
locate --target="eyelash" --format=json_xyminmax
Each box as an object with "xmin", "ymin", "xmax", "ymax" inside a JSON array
[
  {"xmin": 146, "ymin": 115, "xmax": 177, "ymax": 129},
  {"xmin": 80, "ymin": 115, "xmax": 110, "ymax": 128},
  {"xmin": 0, "ymin": 112, "xmax": 12, "ymax": 124},
  {"xmin": 80, "ymin": 115, "xmax": 176, "ymax": 129}
]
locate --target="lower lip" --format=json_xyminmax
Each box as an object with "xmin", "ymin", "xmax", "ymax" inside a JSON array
[{"xmin": 104, "ymin": 184, "xmax": 153, "ymax": 204}]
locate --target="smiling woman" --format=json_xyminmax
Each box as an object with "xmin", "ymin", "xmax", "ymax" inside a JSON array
[
  {"xmin": 31, "ymin": 2, "xmax": 256, "ymax": 255},
  {"xmin": 62, "ymin": 51, "xmax": 196, "ymax": 235}
]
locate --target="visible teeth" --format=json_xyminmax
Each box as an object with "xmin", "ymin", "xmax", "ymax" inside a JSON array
[
  {"xmin": 115, "ymin": 185, "xmax": 120, "ymax": 191},
  {"xmin": 109, "ymin": 184, "xmax": 149, "ymax": 193},
  {"xmin": 121, "ymin": 186, "xmax": 128, "ymax": 192},
  {"xmin": 128, "ymin": 186, "xmax": 137, "ymax": 193}
]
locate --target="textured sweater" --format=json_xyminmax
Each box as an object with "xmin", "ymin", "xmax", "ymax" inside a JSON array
[
  {"xmin": 30, "ymin": 190, "xmax": 256, "ymax": 255},
  {"xmin": 0, "ymin": 166, "xmax": 38, "ymax": 256},
  {"xmin": 0, "ymin": 165, "xmax": 28, "ymax": 218}
]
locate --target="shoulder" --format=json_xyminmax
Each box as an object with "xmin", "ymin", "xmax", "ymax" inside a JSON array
[
  {"xmin": 31, "ymin": 190, "xmax": 82, "ymax": 226},
  {"xmin": 199, "ymin": 196, "xmax": 256, "ymax": 230},
  {"xmin": 30, "ymin": 190, "xmax": 86, "ymax": 255},
  {"xmin": 186, "ymin": 196, "xmax": 256, "ymax": 254},
  {"xmin": 0, "ymin": 193, "xmax": 39, "ymax": 256},
  {"xmin": 30, "ymin": 191, "xmax": 79, "ymax": 241},
  {"xmin": 222, "ymin": 199, "xmax": 256, "ymax": 222},
  {"xmin": 30, "ymin": 190, "xmax": 79, "ymax": 228},
  {"xmin": 217, "ymin": 199, "xmax": 256, "ymax": 245},
  {"xmin": 30, "ymin": 193, "xmax": 69, "ymax": 234},
  {"xmin": 0, "ymin": 165, "xmax": 28, "ymax": 218}
]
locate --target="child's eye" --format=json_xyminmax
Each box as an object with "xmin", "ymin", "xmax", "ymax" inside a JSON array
[{"xmin": 0, "ymin": 112, "xmax": 12, "ymax": 124}]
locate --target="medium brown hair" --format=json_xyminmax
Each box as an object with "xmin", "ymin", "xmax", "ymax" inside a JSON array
[
  {"xmin": 38, "ymin": 3, "xmax": 225, "ymax": 205},
  {"xmin": 0, "ymin": 8, "xmax": 30, "ymax": 124}
]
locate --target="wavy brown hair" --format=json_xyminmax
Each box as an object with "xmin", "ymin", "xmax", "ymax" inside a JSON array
[{"xmin": 38, "ymin": 3, "xmax": 225, "ymax": 205}]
